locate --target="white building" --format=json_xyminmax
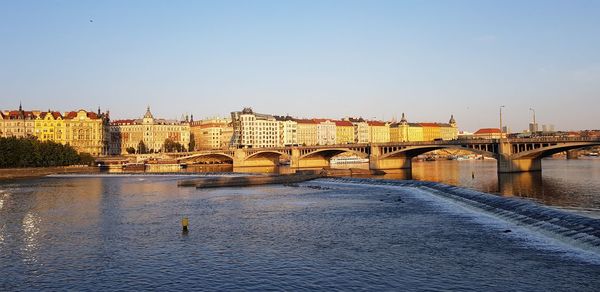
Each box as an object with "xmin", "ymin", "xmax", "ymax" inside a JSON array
[
  {"xmin": 316, "ymin": 119, "xmax": 336, "ymax": 145},
  {"xmin": 275, "ymin": 116, "xmax": 298, "ymax": 146},
  {"xmin": 231, "ymin": 108, "xmax": 280, "ymax": 148}
]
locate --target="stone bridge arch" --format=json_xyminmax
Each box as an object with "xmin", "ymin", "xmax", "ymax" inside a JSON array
[
  {"xmin": 244, "ymin": 150, "xmax": 292, "ymax": 161},
  {"xmin": 178, "ymin": 152, "xmax": 234, "ymax": 164},
  {"xmin": 379, "ymin": 145, "xmax": 497, "ymax": 160},
  {"xmin": 510, "ymin": 142, "xmax": 600, "ymax": 160},
  {"xmin": 292, "ymin": 146, "xmax": 370, "ymax": 168}
]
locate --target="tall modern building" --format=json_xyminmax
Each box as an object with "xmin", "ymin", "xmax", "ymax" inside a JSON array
[{"xmin": 230, "ymin": 108, "xmax": 280, "ymax": 148}]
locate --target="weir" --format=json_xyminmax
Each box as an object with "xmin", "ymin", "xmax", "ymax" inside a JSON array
[{"xmin": 317, "ymin": 177, "xmax": 600, "ymax": 254}]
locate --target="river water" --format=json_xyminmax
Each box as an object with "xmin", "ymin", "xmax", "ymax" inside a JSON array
[
  {"xmin": 238, "ymin": 157, "xmax": 600, "ymax": 212},
  {"xmin": 1, "ymin": 159, "xmax": 600, "ymax": 290}
]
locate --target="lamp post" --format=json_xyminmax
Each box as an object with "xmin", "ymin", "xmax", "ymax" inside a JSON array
[
  {"xmin": 499, "ymin": 105, "xmax": 505, "ymax": 138},
  {"xmin": 529, "ymin": 108, "xmax": 536, "ymax": 132}
]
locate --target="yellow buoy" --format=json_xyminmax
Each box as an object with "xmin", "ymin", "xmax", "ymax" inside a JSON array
[{"xmin": 181, "ymin": 217, "xmax": 189, "ymax": 231}]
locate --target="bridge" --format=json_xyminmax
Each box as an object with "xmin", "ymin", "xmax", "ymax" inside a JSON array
[{"xmin": 168, "ymin": 137, "xmax": 600, "ymax": 173}]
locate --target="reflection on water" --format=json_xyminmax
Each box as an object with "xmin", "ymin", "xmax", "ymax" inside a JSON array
[
  {"xmin": 21, "ymin": 212, "xmax": 40, "ymax": 264},
  {"xmin": 102, "ymin": 159, "xmax": 600, "ymax": 210},
  {"xmin": 380, "ymin": 159, "xmax": 600, "ymax": 211}
]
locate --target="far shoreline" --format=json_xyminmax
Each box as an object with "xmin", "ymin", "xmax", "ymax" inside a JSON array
[{"xmin": 0, "ymin": 166, "xmax": 100, "ymax": 181}]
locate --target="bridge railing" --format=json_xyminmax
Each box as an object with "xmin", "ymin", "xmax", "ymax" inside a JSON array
[
  {"xmin": 166, "ymin": 137, "xmax": 599, "ymax": 157},
  {"xmin": 505, "ymin": 137, "xmax": 600, "ymax": 143}
]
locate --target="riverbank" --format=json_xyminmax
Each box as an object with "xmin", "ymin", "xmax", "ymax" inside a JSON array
[{"xmin": 0, "ymin": 166, "xmax": 99, "ymax": 180}]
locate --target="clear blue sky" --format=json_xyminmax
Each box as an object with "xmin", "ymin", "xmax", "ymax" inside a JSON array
[{"xmin": 1, "ymin": 0, "xmax": 599, "ymax": 131}]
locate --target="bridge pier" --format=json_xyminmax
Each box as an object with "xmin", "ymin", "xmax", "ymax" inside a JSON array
[
  {"xmin": 232, "ymin": 149, "xmax": 279, "ymax": 168},
  {"xmin": 497, "ymin": 156, "xmax": 541, "ymax": 173},
  {"xmin": 566, "ymin": 150, "xmax": 579, "ymax": 159},
  {"xmin": 368, "ymin": 145, "xmax": 412, "ymax": 171},
  {"xmin": 497, "ymin": 141, "xmax": 541, "ymax": 173},
  {"xmin": 290, "ymin": 149, "xmax": 331, "ymax": 168},
  {"xmin": 369, "ymin": 156, "xmax": 412, "ymax": 171}
]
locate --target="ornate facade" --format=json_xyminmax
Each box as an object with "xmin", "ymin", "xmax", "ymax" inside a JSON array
[
  {"xmin": 316, "ymin": 119, "xmax": 336, "ymax": 145},
  {"xmin": 0, "ymin": 104, "xmax": 37, "ymax": 138},
  {"xmin": 390, "ymin": 113, "xmax": 457, "ymax": 142},
  {"xmin": 1, "ymin": 105, "xmax": 109, "ymax": 156},
  {"xmin": 110, "ymin": 107, "xmax": 190, "ymax": 154},
  {"xmin": 63, "ymin": 110, "xmax": 109, "ymax": 156}
]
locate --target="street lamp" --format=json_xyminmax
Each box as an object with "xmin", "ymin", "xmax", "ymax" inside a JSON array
[
  {"xmin": 529, "ymin": 108, "xmax": 536, "ymax": 132},
  {"xmin": 499, "ymin": 105, "xmax": 505, "ymax": 138}
]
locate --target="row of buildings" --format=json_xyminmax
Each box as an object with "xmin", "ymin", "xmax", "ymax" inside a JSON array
[
  {"xmin": 0, "ymin": 104, "xmax": 110, "ymax": 156},
  {"xmin": 228, "ymin": 108, "xmax": 459, "ymax": 148},
  {"xmin": 0, "ymin": 105, "xmax": 191, "ymax": 156},
  {"xmin": 1, "ymin": 105, "xmax": 460, "ymax": 155}
]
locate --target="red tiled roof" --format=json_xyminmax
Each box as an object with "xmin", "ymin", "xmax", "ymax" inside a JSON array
[
  {"xmin": 474, "ymin": 128, "xmax": 501, "ymax": 134},
  {"xmin": 64, "ymin": 110, "xmax": 100, "ymax": 120},
  {"xmin": 295, "ymin": 119, "xmax": 317, "ymax": 124},
  {"xmin": 334, "ymin": 120, "xmax": 353, "ymax": 127},
  {"xmin": 40, "ymin": 111, "xmax": 63, "ymax": 119},
  {"xmin": 367, "ymin": 121, "xmax": 386, "ymax": 126},
  {"xmin": 7, "ymin": 110, "xmax": 37, "ymax": 119}
]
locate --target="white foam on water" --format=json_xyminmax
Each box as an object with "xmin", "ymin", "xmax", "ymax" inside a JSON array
[{"xmin": 315, "ymin": 179, "xmax": 600, "ymax": 265}]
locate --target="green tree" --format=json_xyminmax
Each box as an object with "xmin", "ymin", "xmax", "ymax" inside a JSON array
[
  {"xmin": 126, "ymin": 147, "xmax": 136, "ymax": 154},
  {"xmin": 0, "ymin": 137, "xmax": 86, "ymax": 168},
  {"xmin": 189, "ymin": 134, "xmax": 195, "ymax": 151},
  {"xmin": 137, "ymin": 141, "xmax": 148, "ymax": 154},
  {"xmin": 164, "ymin": 138, "xmax": 185, "ymax": 152}
]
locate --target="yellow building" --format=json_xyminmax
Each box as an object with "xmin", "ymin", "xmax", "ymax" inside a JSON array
[
  {"xmin": 190, "ymin": 117, "xmax": 233, "ymax": 150},
  {"xmin": 419, "ymin": 123, "xmax": 441, "ymax": 141},
  {"xmin": 389, "ymin": 123, "xmax": 402, "ymax": 142},
  {"xmin": 64, "ymin": 110, "xmax": 109, "ymax": 156},
  {"xmin": 407, "ymin": 123, "xmax": 424, "ymax": 141},
  {"xmin": 110, "ymin": 107, "xmax": 190, "ymax": 154},
  {"xmin": 0, "ymin": 104, "xmax": 38, "ymax": 138},
  {"xmin": 335, "ymin": 121, "xmax": 355, "ymax": 144},
  {"xmin": 296, "ymin": 119, "xmax": 318, "ymax": 146},
  {"xmin": 34, "ymin": 111, "xmax": 66, "ymax": 143},
  {"xmin": 368, "ymin": 121, "xmax": 390, "ymax": 143},
  {"xmin": 391, "ymin": 113, "xmax": 456, "ymax": 142}
]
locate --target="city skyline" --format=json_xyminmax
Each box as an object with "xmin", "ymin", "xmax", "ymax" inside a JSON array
[{"xmin": 2, "ymin": 1, "xmax": 599, "ymax": 131}]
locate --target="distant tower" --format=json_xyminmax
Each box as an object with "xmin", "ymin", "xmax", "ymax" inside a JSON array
[
  {"xmin": 19, "ymin": 101, "xmax": 23, "ymax": 111},
  {"xmin": 399, "ymin": 113, "xmax": 409, "ymax": 142},
  {"xmin": 400, "ymin": 112, "xmax": 408, "ymax": 125},
  {"xmin": 449, "ymin": 114, "xmax": 458, "ymax": 139},
  {"xmin": 143, "ymin": 106, "xmax": 154, "ymax": 124},
  {"xmin": 190, "ymin": 114, "xmax": 194, "ymax": 122}
]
